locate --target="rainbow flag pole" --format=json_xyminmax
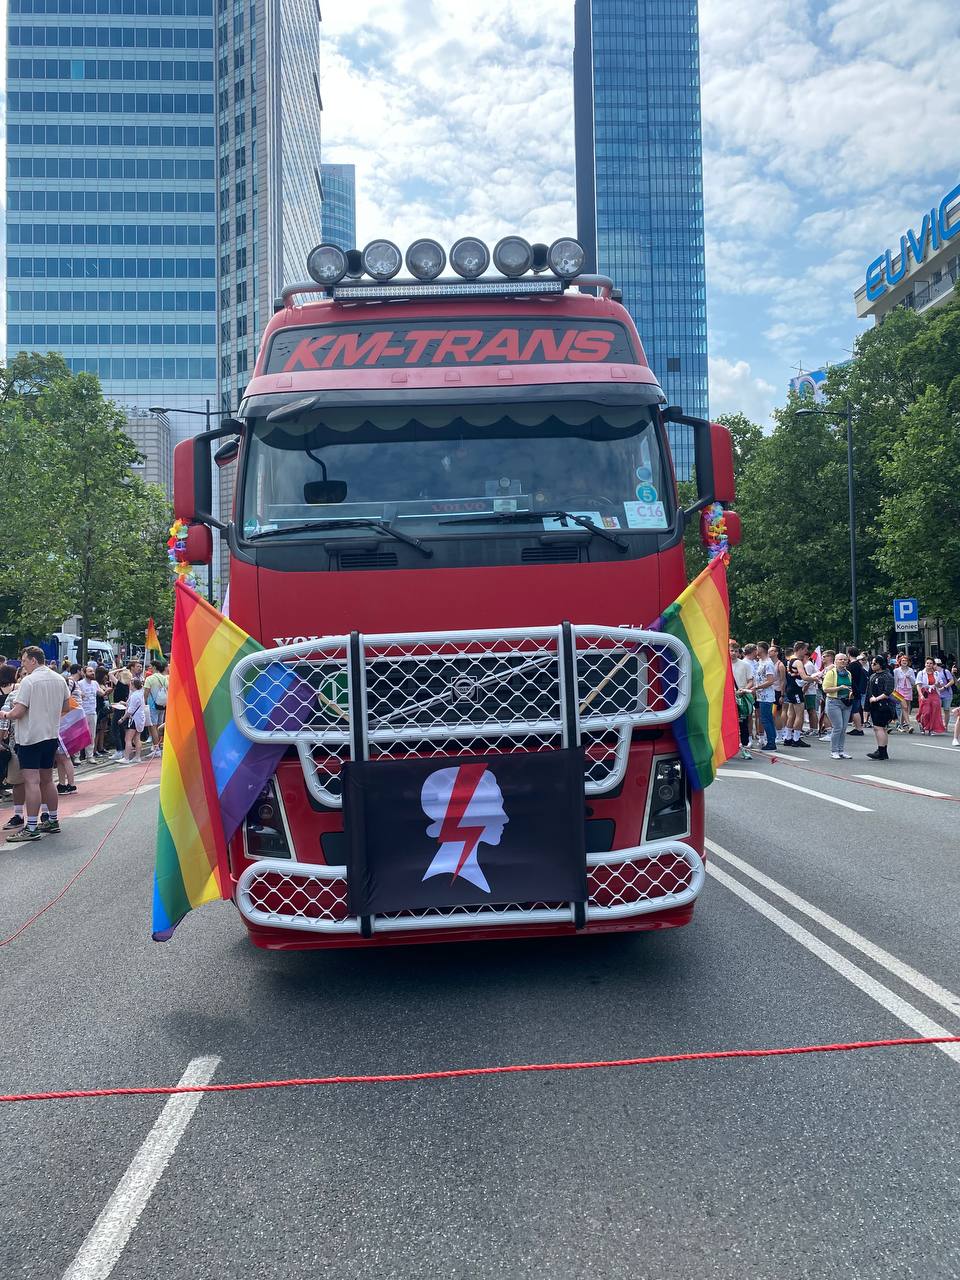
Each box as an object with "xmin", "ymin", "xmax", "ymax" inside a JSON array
[
  {"xmin": 152, "ymin": 582, "xmax": 308, "ymax": 940},
  {"xmin": 652, "ymin": 556, "xmax": 740, "ymax": 791}
]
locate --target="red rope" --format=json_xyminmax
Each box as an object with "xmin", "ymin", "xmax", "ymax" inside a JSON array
[
  {"xmin": 2, "ymin": 1036, "xmax": 958, "ymax": 1104},
  {"xmin": 765, "ymin": 753, "xmax": 960, "ymax": 800},
  {"xmin": 0, "ymin": 762, "xmax": 154, "ymax": 948}
]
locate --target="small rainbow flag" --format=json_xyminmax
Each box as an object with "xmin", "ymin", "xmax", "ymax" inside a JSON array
[
  {"xmin": 145, "ymin": 617, "xmax": 163, "ymax": 658},
  {"xmin": 152, "ymin": 582, "xmax": 309, "ymax": 940},
  {"xmin": 654, "ymin": 556, "xmax": 740, "ymax": 791}
]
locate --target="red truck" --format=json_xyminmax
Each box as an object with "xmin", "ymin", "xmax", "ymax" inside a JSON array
[{"xmin": 173, "ymin": 235, "xmax": 738, "ymax": 949}]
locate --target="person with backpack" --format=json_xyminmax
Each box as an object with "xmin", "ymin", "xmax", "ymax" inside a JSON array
[{"xmin": 143, "ymin": 658, "xmax": 169, "ymax": 756}]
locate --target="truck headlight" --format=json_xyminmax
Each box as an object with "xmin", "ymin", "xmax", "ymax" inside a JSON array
[
  {"xmin": 645, "ymin": 757, "xmax": 689, "ymax": 841},
  {"xmin": 547, "ymin": 237, "xmax": 585, "ymax": 280},
  {"xmin": 405, "ymin": 238, "xmax": 446, "ymax": 281},
  {"xmin": 493, "ymin": 235, "xmax": 533, "ymax": 277},
  {"xmin": 306, "ymin": 243, "xmax": 348, "ymax": 285},
  {"xmin": 449, "ymin": 236, "xmax": 490, "ymax": 279},
  {"xmin": 361, "ymin": 239, "xmax": 403, "ymax": 281}
]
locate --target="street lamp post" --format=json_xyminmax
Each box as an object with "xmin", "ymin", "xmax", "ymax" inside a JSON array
[
  {"xmin": 148, "ymin": 400, "xmax": 222, "ymax": 603},
  {"xmin": 797, "ymin": 399, "xmax": 858, "ymax": 649}
]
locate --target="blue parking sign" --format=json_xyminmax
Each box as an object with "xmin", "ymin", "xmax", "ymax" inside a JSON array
[{"xmin": 893, "ymin": 598, "xmax": 919, "ymax": 624}]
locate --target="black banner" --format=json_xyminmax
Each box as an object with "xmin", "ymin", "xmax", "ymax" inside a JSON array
[
  {"xmin": 265, "ymin": 319, "xmax": 636, "ymax": 373},
  {"xmin": 343, "ymin": 749, "xmax": 587, "ymax": 916}
]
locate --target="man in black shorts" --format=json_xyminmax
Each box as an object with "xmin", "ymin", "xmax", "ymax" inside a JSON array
[
  {"xmin": 1, "ymin": 647, "xmax": 70, "ymax": 841},
  {"xmin": 782, "ymin": 641, "xmax": 811, "ymax": 747}
]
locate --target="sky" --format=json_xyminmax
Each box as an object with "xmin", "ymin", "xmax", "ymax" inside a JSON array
[{"xmin": 319, "ymin": 1, "xmax": 960, "ymax": 426}]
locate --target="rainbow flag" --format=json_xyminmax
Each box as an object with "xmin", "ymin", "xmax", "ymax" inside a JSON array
[
  {"xmin": 145, "ymin": 617, "xmax": 163, "ymax": 658},
  {"xmin": 654, "ymin": 556, "xmax": 740, "ymax": 791},
  {"xmin": 152, "ymin": 582, "xmax": 309, "ymax": 940}
]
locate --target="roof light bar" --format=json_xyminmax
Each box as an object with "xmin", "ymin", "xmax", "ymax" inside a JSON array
[{"xmin": 332, "ymin": 277, "xmax": 565, "ymax": 301}]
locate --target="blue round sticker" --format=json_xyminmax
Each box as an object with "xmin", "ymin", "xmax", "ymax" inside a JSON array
[
  {"xmin": 635, "ymin": 466, "xmax": 653, "ymax": 483},
  {"xmin": 635, "ymin": 483, "xmax": 658, "ymax": 504}
]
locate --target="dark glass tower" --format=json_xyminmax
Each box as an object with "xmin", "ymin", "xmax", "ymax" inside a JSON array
[
  {"xmin": 321, "ymin": 163, "xmax": 357, "ymax": 251},
  {"xmin": 574, "ymin": 0, "xmax": 708, "ymax": 477}
]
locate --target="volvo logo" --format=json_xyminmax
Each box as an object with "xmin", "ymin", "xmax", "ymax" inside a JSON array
[{"xmin": 447, "ymin": 676, "xmax": 479, "ymax": 704}]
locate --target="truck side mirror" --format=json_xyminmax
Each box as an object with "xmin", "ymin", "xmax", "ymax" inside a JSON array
[
  {"xmin": 182, "ymin": 523, "xmax": 214, "ymax": 565},
  {"xmin": 173, "ymin": 425, "xmax": 238, "ymax": 529},
  {"xmin": 662, "ymin": 409, "xmax": 737, "ymax": 515},
  {"xmin": 709, "ymin": 423, "xmax": 735, "ymax": 504}
]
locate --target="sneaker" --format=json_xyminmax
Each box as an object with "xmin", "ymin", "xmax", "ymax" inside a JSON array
[
  {"xmin": 117, "ymin": 756, "xmax": 134, "ymax": 765},
  {"xmin": 952, "ymin": 739, "xmax": 959, "ymax": 747},
  {"xmin": 819, "ymin": 734, "xmax": 831, "ymax": 741},
  {"xmin": 56, "ymin": 783, "xmax": 78, "ymax": 795},
  {"xmin": 847, "ymin": 728, "xmax": 864, "ymax": 736},
  {"xmin": 794, "ymin": 739, "xmax": 811, "ymax": 748},
  {"xmin": 2, "ymin": 814, "xmax": 24, "ymax": 831},
  {"xmin": 738, "ymin": 748, "xmax": 753, "ymax": 760},
  {"xmin": 38, "ymin": 818, "xmax": 60, "ymax": 834},
  {"xmin": 831, "ymin": 752, "xmax": 842, "ymax": 759},
  {"xmin": 113, "ymin": 752, "xmax": 124, "ymax": 761},
  {"xmin": 839, "ymin": 751, "xmax": 852, "ymax": 759},
  {"xmin": 6, "ymin": 825, "xmax": 42, "ymax": 842}
]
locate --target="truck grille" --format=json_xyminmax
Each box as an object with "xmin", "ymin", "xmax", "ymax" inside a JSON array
[{"xmin": 230, "ymin": 624, "xmax": 691, "ymax": 807}]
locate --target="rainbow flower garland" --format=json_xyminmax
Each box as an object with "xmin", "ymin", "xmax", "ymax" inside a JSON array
[
  {"xmin": 700, "ymin": 501, "xmax": 730, "ymax": 564},
  {"xmin": 167, "ymin": 518, "xmax": 199, "ymax": 590}
]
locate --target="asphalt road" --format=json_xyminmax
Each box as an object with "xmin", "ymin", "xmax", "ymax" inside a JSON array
[{"xmin": 1, "ymin": 733, "xmax": 959, "ymax": 1280}]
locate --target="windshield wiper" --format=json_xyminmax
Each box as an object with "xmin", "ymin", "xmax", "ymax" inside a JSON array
[
  {"xmin": 248, "ymin": 518, "xmax": 433, "ymax": 557},
  {"xmin": 439, "ymin": 509, "xmax": 627, "ymax": 551}
]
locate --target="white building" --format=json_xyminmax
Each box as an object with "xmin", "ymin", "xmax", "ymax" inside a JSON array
[{"xmin": 854, "ymin": 183, "xmax": 960, "ymax": 322}]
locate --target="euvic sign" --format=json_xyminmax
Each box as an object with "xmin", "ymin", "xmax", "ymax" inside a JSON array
[{"xmin": 864, "ymin": 183, "xmax": 960, "ymax": 302}]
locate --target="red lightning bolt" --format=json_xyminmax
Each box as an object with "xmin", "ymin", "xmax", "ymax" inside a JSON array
[{"xmin": 436, "ymin": 763, "xmax": 489, "ymax": 883}]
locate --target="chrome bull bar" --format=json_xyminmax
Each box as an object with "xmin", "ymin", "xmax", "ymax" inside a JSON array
[
  {"xmin": 229, "ymin": 624, "xmax": 691, "ymax": 807},
  {"xmin": 235, "ymin": 841, "xmax": 705, "ymax": 936}
]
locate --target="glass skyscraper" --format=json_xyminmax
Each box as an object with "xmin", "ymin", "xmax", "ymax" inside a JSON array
[
  {"xmin": 216, "ymin": 0, "xmax": 323, "ymax": 414},
  {"xmin": 3, "ymin": 0, "xmax": 218, "ymax": 422},
  {"xmin": 574, "ymin": 0, "xmax": 708, "ymax": 477},
  {"xmin": 320, "ymin": 162, "xmax": 356, "ymax": 250}
]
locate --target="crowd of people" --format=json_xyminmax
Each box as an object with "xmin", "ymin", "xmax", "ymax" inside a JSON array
[
  {"xmin": 729, "ymin": 641, "xmax": 959, "ymax": 764},
  {"xmin": 0, "ymin": 647, "xmax": 169, "ymax": 842}
]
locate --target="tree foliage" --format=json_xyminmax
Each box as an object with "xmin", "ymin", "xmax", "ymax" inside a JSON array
[
  {"xmin": 721, "ymin": 287, "xmax": 960, "ymax": 648},
  {"xmin": 0, "ymin": 353, "xmax": 173, "ymax": 654}
]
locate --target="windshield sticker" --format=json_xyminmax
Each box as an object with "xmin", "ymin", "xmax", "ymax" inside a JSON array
[
  {"xmin": 635, "ymin": 465, "xmax": 653, "ymax": 483},
  {"xmin": 542, "ymin": 511, "xmax": 621, "ymax": 530},
  {"xmin": 266, "ymin": 320, "xmax": 637, "ymax": 372},
  {"xmin": 635, "ymin": 482, "xmax": 659, "ymax": 504},
  {"xmin": 623, "ymin": 501, "xmax": 667, "ymax": 530}
]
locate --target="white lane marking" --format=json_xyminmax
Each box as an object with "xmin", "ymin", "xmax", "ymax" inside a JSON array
[
  {"xmin": 895, "ymin": 740, "xmax": 960, "ymax": 753},
  {"xmin": 61, "ymin": 1055, "xmax": 220, "ymax": 1280},
  {"xmin": 129, "ymin": 782, "xmax": 159, "ymax": 794},
  {"xmin": 70, "ymin": 804, "xmax": 116, "ymax": 819},
  {"xmin": 854, "ymin": 774, "xmax": 952, "ymax": 799},
  {"xmin": 716, "ymin": 769, "xmax": 872, "ymax": 813},
  {"xmin": 706, "ymin": 840, "xmax": 960, "ymax": 1020},
  {"xmin": 706, "ymin": 865, "xmax": 960, "ymax": 1066}
]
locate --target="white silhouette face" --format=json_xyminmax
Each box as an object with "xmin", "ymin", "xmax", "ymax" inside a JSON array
[{"xmin": 419, "ymin": 765, "xmax": 509, "ymax": 894}]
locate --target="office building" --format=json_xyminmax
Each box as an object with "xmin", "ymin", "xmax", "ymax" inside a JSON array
[
  {"xmin": 320, "ymin": 162, "xmax": 356, "ymax": 249},
  {"xmin": 215, "ymin": 0, "xmax": 324, "ymax": 587},
  {"xmin": 124, "ymin": 407, "xmax": 173, "ymax": 496},
  {"xmin": 215, "ymin": 0, "xmax": 323, "ymax": 414},
  {"xmin": 854, "ymin": 183, "xmax": 960, "ymax": 324},
  {"xmin": 3, "ymin": 0, "xmax": 218, "ymax": 424},
  {"xmin": 574, "ymin": 0, "xmax": 708, "ymax": 478}
]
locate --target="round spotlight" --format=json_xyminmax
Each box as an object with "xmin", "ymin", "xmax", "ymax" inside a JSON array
[
  {"xmin": 306, "ymin": 243, "xmax": 348, "ymax": 286},
  {"xmin": 405, "ymin": 238, "xmax": 446, "ymax": 281},
  {"xmin": 361, "ymin": 239, "xmax": 402, "ymax": 281},
  {"xmin": 547, "ymin": 236, "xmax": 586, "ymax": 280},
  {"xmin": 493, "ymin": 236, "xmax": 533, "ymax": 278},
  {"xmin": 449, "ymin": 236, "xmax": 490, "ymax": 280}
]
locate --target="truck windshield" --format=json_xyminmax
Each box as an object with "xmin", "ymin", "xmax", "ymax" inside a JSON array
[{"xmin": 239, "ymin": 401, "xmax": 671, "ymax": 539}]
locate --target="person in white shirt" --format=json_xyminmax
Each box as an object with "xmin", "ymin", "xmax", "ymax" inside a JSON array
[
  {"xmin": 77, "ymin": 665, "xmax": 100, "ymax": 762},
  {"xmin": 729, "ymin": 640, "xmax": 755, "ymax": 760},
  {"xmin": 1, "ymin": 647, "xmax": 70, "ymax": 840},
  {"xmin": 754, "ymin": 642, "xmax": 778, "ymax": 751},
  {"xmin": 119, "ymin": 678, "xmax": 147, "ymax": 763}
]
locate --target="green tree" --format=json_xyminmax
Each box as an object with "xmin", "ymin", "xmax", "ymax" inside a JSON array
[{"xmin": 877, "ymin": 385, "xmax": 960, "ymax": 617}]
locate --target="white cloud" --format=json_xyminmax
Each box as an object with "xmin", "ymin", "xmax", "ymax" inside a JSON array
[{"xmin": 709, "ymin": 356, "xmax": 778, "ymax": 426}]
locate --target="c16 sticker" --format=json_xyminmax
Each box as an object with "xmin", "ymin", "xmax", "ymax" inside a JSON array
[{"xmin": 623, "ymin": 500, "xmax": 667, "ymax": 530}]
